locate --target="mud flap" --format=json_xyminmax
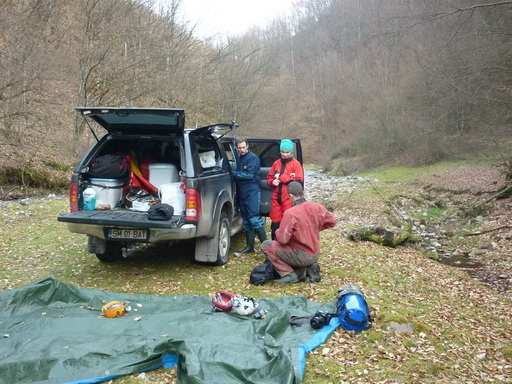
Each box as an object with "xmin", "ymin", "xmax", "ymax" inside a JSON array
[
  {"xmin": 88, "ymin": 235, "xmax": 106, "ymax": 254},
  {"xmin": 194, "ymin": 236, "xmax": 218, "ymax": 263}
]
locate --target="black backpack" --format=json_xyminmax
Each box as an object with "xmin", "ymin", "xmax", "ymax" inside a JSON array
[
  {"xmin": 89, "ymin": 154, "xmax": 130, "ymax": 179},
  {"xmin": 249, "ymin": 260, "xmax": 279, "ymax": 285}
]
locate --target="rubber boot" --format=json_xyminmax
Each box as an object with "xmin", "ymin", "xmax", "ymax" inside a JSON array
[
  {"xmin": 238, "ymin": 230, "xmax": 255, "ymax": 255},
  {"xmin": 275, "ymin": 271, "xmax": 299, "ymax": 284},
  {"xmin": 295, "ymin": 267, "xmax": 307, "ymax": 282},
  {"xmin": 305, "ymin": 262, "xmax": 321, "ymax": 283},
  {"xmin": 270, "ymin": 222, "xmax": 280, "ymax": 240},
  {"xmin": 255, "ymin": 227, "xmax": 267, "ymax": 243}
]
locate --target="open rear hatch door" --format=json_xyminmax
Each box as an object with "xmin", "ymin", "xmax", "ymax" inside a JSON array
[
  {"xmin": 76, "ymin": 107, "xmax": 185, "ymax": 135},
  {"xmin": 190, "ymin": 122, "xmax": 238, "ymax": 139}
]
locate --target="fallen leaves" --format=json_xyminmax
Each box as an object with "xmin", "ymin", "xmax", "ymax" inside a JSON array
[{"xmin": 0, "ymin": 174, "xmax": 511, "ymax": 383}]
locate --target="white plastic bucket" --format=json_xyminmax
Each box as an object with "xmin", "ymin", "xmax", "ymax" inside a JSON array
[
  {"xmin": 159, "ymin": 182, "xmax": 185, "ymax": 214},
  {"xmin": 149, "ymin": 163, "xmax": 178, "ymax": 188},
  {"xmin": 130, "ymin": 200, "xmax": 151, "ymax": 212},
  {"xmin": 88, "ymin": 178, "xmax": 125, "ymax": 210}
]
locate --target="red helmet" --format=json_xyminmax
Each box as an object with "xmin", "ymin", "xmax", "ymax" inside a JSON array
[{"xmin": 211, "ymin": 290, "xmax": 237, "ymax": 312}]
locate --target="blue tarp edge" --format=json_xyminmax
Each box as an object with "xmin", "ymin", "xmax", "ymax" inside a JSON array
[
  {"xmin": 296, "ymin": 317, "xmax": 341, "ymax": 382},
  {"xmin": 63, "ymin": 353, "xmax": 178, "ymax": 384}
]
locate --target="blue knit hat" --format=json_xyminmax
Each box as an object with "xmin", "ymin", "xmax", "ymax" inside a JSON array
[{"xmin": 280, "ymin": 139, "xmax": 294, "ymax": 153}]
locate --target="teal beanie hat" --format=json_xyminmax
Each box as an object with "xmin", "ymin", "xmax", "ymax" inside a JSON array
[{"xmin": 280, "ymin": 139, "xmax": 294, "ymax": 153}]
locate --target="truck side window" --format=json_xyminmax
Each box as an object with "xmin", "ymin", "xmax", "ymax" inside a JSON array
[
  {"xmin": 222, "ymin": 142, "xmax": 236, "ymax": 170},
  {"xmin": 191, "ymin": 135, "xmax": 223, "ymax": 174}
]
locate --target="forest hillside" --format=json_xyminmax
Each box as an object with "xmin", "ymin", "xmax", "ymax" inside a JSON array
[{"xmin": 1, "ymin": 0, "xmax": 511, "ymax": 190}]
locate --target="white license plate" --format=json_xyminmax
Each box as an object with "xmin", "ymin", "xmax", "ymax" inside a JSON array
[{"xmin": 108, "ymin": 228, "xmax": 147, "ymax": 240}]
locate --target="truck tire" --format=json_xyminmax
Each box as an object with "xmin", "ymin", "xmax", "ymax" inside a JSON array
[
  {"xmin": 214, "ymin": 212, "xmax": 231, "ymax": 266},
  {"xmin": 95, "ymin": 241, "xmax": 123, "ymax": 263}
]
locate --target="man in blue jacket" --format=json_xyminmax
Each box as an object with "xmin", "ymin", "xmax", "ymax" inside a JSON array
[{"xmin": 233, "ymin": 138, "xmax": 267, "ymax": 254}]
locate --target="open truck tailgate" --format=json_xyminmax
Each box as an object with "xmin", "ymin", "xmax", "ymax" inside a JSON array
[{"xmin": 58, "ymin": 210, "xmax": 183, "ymax": 229}]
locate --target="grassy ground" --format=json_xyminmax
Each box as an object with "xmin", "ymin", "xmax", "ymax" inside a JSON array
[{"xmin": 0, "ymin": 162, "xmax": 511, "ymax": 383}]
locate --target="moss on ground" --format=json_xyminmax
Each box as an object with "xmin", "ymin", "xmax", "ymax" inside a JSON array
[
  {"xmin": 357, "ymin": 156, "xmax": 500, "ymax": 183},
  {"xmin": 0, "ymin": 165, "xmax": 69, "ymax": 189}
]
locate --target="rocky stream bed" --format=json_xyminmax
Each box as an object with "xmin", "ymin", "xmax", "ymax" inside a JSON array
[{"xmin": 304, "ymin": 168, "xmax": 512, "ymax": 297}]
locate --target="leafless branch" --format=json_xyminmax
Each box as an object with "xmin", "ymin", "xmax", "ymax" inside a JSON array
[
  {"xmin": 464, "ymin": 225, "xmax": 512, "ymax": 237},
  {"xmin": 432, "ymin": 1, "xmax": 512, "ymax": 18}
]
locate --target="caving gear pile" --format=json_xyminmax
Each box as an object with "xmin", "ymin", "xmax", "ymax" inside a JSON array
[{"xmin": 0, "ymin": 278, "xmax": 343, "ymax": 384}]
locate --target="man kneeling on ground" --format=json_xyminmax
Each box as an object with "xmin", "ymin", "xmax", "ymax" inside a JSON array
[{"xmin": 261, "ymin": 181, "xmax": 336, "ymax": 283}]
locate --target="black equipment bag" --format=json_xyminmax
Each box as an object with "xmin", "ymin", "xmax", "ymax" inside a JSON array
[
  {"xmin": 249, "ymin": 260, "xmax": 279, "ymax": 285},
  {"xmin": 89, "ymin": 154, "xmax": 130, "ymax": 179},
  {"xmin": 147, "ymin": 203, "xmax": 174, "ymax": 221}
]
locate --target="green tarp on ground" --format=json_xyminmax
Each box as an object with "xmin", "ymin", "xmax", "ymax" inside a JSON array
[{"xmin": 0, "ymin": 278, "xmax": 336, "ymax": 384}]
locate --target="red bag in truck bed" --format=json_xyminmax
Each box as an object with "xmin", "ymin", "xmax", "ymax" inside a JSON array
[{"xmin": 130, "ymin": 160, "xmax": 150, "ymax": 189}]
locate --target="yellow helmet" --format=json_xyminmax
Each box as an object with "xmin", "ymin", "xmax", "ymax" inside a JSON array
[{"xmin": 101, "ymin": 301, "xmax": 127, "ymax": 318}]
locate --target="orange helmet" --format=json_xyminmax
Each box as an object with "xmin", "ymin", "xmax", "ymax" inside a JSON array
[{"xmin": 101, "ymin": 301, "xmax": 127, "ymax": 318}]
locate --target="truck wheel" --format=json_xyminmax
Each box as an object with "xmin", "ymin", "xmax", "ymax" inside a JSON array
[
  {"xmin": 95, "ymin": 241, "xmax": 123, "ymax": 263},
  {"xmin": 214, "ymin": 212, "xmax": 231, "ymax": 266}
]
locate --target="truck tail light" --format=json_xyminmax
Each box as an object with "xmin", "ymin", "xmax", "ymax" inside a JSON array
[
  {"xmin": 185, "ymin": 188, "xmax": 201, "ymax": 222},
  {"xmin": 70, "ymin": 181, "xmax": 79, "ymax": 212}
]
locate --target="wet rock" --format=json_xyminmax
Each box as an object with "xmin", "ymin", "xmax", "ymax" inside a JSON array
[
  {"xmin": 347, "ymin": 224, "xmax": 414, "ymax": 247},
  {"xmin": 387, "ymin": 322, "xmax": 414, "ymax": 334},
  {"xmin": 475, "ymin": 352, "xmax": 487, "ymax": 361},
  {"xmin": 453, "ymin": 248, "xmax": 467, "ymax": 257},
  {"xmin": 479, "ymin": 242, "xmax": 494, "ymax": 250},
  {"xmin": 444, "ymin": 229, "xmax": 455, "ymax": 236},
  {"xmin": 469, "ymin": 249, "xmax": 486, "ymax": 257}
]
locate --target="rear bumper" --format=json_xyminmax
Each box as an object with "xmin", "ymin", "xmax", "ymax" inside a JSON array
[
  {"xmin": 58, "ymin": 210, "xmax": 197, "ymax": 242},
  {"xmin": 65, "ymin": 222, "xmax": 197, "ymax": 241}
]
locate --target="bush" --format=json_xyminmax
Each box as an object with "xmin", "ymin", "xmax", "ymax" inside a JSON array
[{"xmin": 0, "ymin": 165, "xmax": 69, "ymax": 190}]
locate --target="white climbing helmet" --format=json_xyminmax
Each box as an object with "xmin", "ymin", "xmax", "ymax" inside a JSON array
[{"xmin": 231, "ymin": 296, "xmax": 258, "ymax": 316}]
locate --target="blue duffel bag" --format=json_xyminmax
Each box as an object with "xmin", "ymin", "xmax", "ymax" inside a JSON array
[{"xmin": 336, "ymin": 284, "xmax": 372, "ymax": 331}]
